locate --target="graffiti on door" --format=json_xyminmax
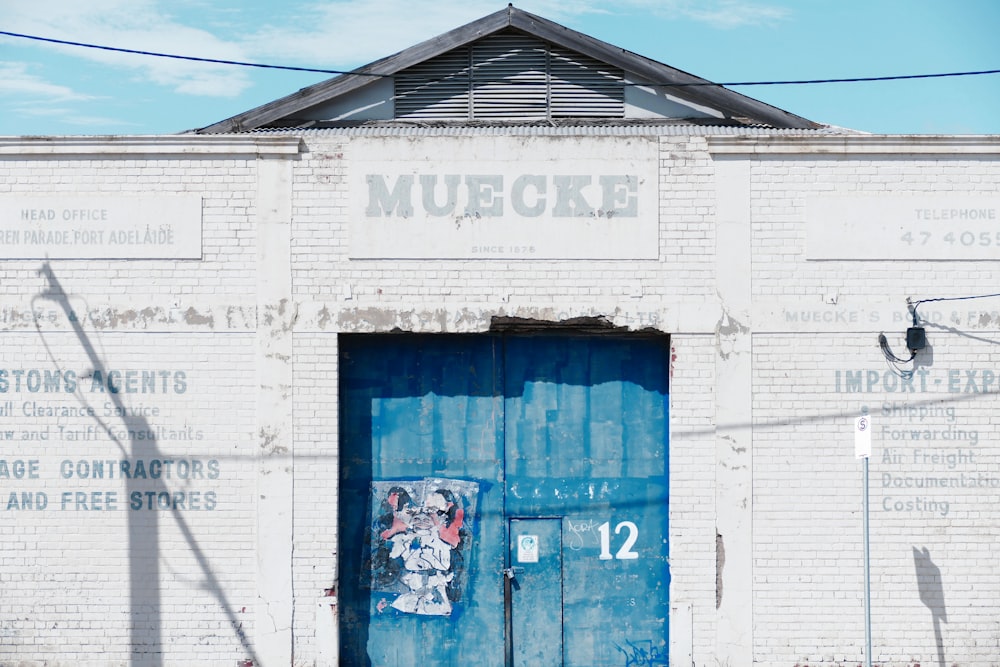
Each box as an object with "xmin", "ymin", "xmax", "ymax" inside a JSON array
[{"xmin": 369, "ymin": 478, "xmax": 479, "ymax": 617}]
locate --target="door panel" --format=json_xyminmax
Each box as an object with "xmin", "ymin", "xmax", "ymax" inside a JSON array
[
  {"xmin": 339, "ymin": 335, "xmax": 505, "ymax": 667},
  {"xmin": 510, "ymin": 518, "xmax": 563, "ymax": 667},
  {"xmin": 504, "ymin": 336, "xmax": 670, "ymax": 666}
]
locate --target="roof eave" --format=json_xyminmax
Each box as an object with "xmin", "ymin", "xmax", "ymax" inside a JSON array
[
  {"xmin": 195, "ymin": 5, "xmax": 822, "ymax": 134},
  {"xmin": 195, "ymin": 7, "xmax": 516, "ymax": 134},
  {"xmin": 506, "ymin": 9, "xmax": 820, "ymax": 130}
]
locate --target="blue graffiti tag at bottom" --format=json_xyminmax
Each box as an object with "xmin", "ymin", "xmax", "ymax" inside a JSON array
[{"xmin": 615, "ymin": 639, "xmax": 667, "ymax": 667}]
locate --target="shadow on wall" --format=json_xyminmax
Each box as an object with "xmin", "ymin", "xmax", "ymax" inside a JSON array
[
  {"xmin": 912, "ymin": 546, "xmax": 946, "ymax": 667},
  {"xmin": 36, "ymin": 263, "xmax": 259, "ymax": 667}
]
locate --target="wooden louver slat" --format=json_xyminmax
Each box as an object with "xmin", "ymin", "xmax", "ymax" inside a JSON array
[{"xmin": 394, "ymin": 33, "xmax": 625, "ymax": 120}]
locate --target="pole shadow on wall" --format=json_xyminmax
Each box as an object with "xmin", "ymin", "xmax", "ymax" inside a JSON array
[
  {"xmin": 912, "ymin": 546, "xmax": 947, "ymax": 667},
  {"xmin": 36, "ymin": 264, "xmax": 259, "ymax": 667}
]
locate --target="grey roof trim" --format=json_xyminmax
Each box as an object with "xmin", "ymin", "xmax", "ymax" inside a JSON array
[
  {"xmin": 0, "ymin": 135, "xmax": 302, "ymax": 155},
  {"xmin": 709, "ymin": 134, "xmax": 1000, "ymax": 154},
  {"xmin": 195, "ymin": 6, "xmax": 822, "ymax": 134},
  {"xmin": 231, "ymin": 123, "xmax": 849, "ymax": 138}
]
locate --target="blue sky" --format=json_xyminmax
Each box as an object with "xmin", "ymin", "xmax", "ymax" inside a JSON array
[{"xmin": 1, "ymin": 0, "xmax": 998, "ymax": 136}]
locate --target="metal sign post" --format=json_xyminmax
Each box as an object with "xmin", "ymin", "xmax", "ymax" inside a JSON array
[{"xmin": 855, "ymin": 415, "xmax": 873, "ymax": 667}]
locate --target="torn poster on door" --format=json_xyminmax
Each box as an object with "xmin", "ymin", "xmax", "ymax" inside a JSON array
[{"xmin": 370, "ymin": 477, "xmax": 479, "ymax": 616}]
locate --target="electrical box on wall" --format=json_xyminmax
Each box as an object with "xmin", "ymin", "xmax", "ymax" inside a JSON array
[{"xmin": 906, "ymin": 327, "xmax": 926, "ymax": 352}]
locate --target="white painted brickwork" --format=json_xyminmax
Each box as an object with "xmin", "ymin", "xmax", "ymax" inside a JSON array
[
  {"xmin": 754, "ymin": 332, "xmax": 1000, "ymax": 666},
  {"xmin": 745, "ymin": 140, "xmax": 1000, "ymax": 667},
  {"xmin": 0, "ymin": 133, "xmax": 998, "ymax": 666},
  {"xmin": 666, "ymin": 335, "xmax": 719, "ymax": 663},
  {"xmin": 290, "ymin": 137, "xmax": 716, "ymax": 318},
  {"xmin": 0, "ymin": 331, "xmax": 258, "ymax": 666},
  {"xmin": 751, "ymin": 157, "xmax": 1000, "ymax": 302},
  {"xmin": 0, "ymin": 139, "xmax": 279, "ymax": 667},
  {"xmin": 291, "ymin": 332, "xmax": 340, "ymax": 663},
  {"xmin": 0, "ymin": 156, "xmax": 258, "ymax": 301}
]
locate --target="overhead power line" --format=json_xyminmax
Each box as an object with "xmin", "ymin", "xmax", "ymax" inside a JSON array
[
  {"xmin": 0, "ymin": 30, "xmax": 363, "ymax": 76},
  {"xmin": 2, "ymin": 28, "xmax": 1000, "ymax": 87}
]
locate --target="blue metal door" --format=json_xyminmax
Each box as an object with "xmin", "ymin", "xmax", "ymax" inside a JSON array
[
  {"xmin": 503, "ymin": 335, "xmax": 670, "ymax": 666},
  {"xmin": 509, "ymin": 518, "xmax": 563, "ymax": 666},
  {"xmin": 338, "ymin": 335, "xmax": 505, "ymax": 667},
  {"xmin": 339, "ymin": 333, "xmax": 669, "ymax": 667}
]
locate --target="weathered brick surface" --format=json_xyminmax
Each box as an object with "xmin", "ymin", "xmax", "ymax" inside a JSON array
[{"xmin": 0, "ymin": 133, "xmax": 997, "ymax": 666}]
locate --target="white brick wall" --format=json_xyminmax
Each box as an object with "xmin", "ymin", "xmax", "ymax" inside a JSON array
[
  {"xmin": 753, "ymin": 331, "xmax": 1000, "ymax": 666},
  {"xmin": 291, "ymin": 332, "xmax": 340, "ymax": 663},
  {"xmin": 0, "ymin": 156, "xmax": 258, "ymax": 302},
  {"xmin": 0, "ymin": 332, "xmax": 258, "ymax": 666},
  {"xmin": 667, "ymin": 335, "xmax": 720, "ymax": 663},
  {"xmin": 0, "ymin": 133, "xmax": 998, "ymax": 666},
  {"xmin": 751, "ymin": 157, "xmax": 1000, "ymax": 302},
  {"xmin": 745, "ymin": 142, "xmax": 1000, "ymax": 666}
]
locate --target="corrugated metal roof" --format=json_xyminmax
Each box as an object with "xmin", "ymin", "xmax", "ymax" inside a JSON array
[{"xmin": 215, "ymin": 121, "xmax": 856, "ymax": 138}]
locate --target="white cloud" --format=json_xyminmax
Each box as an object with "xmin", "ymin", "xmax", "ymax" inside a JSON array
[
  {"xmin": 677, "ymin": 0, "xmax": 790, "ymax": 28},
  {"xmin": 245, "ymin": 1, "xmax": 504, "ymax": 67},
  {"xmin": 243, "ymin": 0, "xmax": 619, "ymax": 68},
  {"xmin": 594, "ymin": 0, "xmax": 790, "ymax": 28},
  {"xmin": 9, "ymin": 105, "xmax": 136, "ymax": 129},
  {"xmin": 240, "ymin": 0, "xmax": 788, "ymax": 71},
  {"xmin": 0, "ymin": 63, "xmax": 94, "ymax": 101},
  {"xmin": 0, "ymin": 0, "xmax": 253, "ymax": 97}
]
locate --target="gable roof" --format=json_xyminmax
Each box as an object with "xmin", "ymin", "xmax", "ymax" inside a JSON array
[{"xmin": 195, "ymin": 5, "xmax": 823, "ymax": 133}]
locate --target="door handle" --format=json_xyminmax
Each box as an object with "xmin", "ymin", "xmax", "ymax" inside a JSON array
[{"xmin": 503, "ymin": 567, "xmax": 523, "ymax": 590}]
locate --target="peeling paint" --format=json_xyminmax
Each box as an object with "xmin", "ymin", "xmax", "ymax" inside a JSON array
[
  {"xmin": 260, "ymin": 298, "xmax": 298, "ymax": 336},
  {"xmin": 184, "ymin": 306, "xmax": 215, "ymax": 327},
  {"xmin": 490, "ymin": 315, "xmax": 621, "ymax": 333},
  {"xmin": 716, "ymin": 532, "xmax": 725, "ymax": 609},
  {"xmin": 715, "ymin": 311, "xmax": 749, "ymax": 360},
  {"xmin": 87, "ymin": 305, "xmax": 170, "ymax": 329},
  {"xmin": 332, "ymin": 305, "xmax": 674, "ymax": 336},
  {"xmin": 226, "ymin": 305, "xmax": 255, "ymax": 329},
  {"xmin": 716, "ymin": 312, "xmax": 749, "ymax": 338},
  {"xmin": 722, "ymin": 434, "xmax": 746, "ymax": 454},
  {"xmin": 258, "ymin": 427, "xmax": 288, "ymax": 455},
  {"xmin": 3, "ymin": 302, "xmax": 264, "ymax": 332},
  {"xmin": 977, "ymin": 311, "xmax": 998, "ymax": 328},
  {"xmin": 317, "ymin": 306, "xmax": 331, "ymax": 329},
  {"xmin": 337, "ymin": 307, "xmax": 445, "ymax": 332}
]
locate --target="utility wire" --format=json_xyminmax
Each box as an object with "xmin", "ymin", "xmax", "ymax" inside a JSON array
[
  {"xmin": 910, "ymin": 292, "xmax": 1000, "ymax": 325},
  {"xmin": 880, "ymin": 292, "xmax": 1000, "ymax": 378},
  {"xmin": 3, "ymin": 28, "xmax": 1000, "ymax": 87},
  {"xmin": 0, "ymin": 30, "xmax": 364, "ymax": 76}
]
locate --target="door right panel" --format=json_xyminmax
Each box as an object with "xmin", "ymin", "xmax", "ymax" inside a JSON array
[{"xmin": 503, "ymin": 335, "xmax": 670, "ymax": 667}]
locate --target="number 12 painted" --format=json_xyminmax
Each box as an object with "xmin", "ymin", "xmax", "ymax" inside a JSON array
[{"xmin": 597, "ymin": 520, "xmax": 639, "ymax": 560}]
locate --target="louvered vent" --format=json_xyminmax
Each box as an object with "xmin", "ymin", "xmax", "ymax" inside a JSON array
[{"xmin": 395, "ymin": 33, "xmax": 625, "ymax": 119}]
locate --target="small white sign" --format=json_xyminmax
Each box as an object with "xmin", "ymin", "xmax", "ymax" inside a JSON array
[
  {"xmin": 0, "ymin": 196, "xmax": 203, "ymax": 259},
  {"xmin": 807, "ymin": 195, "xmax": 1000, "ymax": 261},
  {"xmin": 855, "ymin": 415, "xmax": 872, "ymax": 459},
  {"xmin": 516, "ymin": 534, "xmax": 539, "ymax": 563}
]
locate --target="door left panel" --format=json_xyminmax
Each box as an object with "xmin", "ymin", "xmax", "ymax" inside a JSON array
[{"xmin": 339, "ymin": 335, "xmax": 505, "ymax": 667}]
